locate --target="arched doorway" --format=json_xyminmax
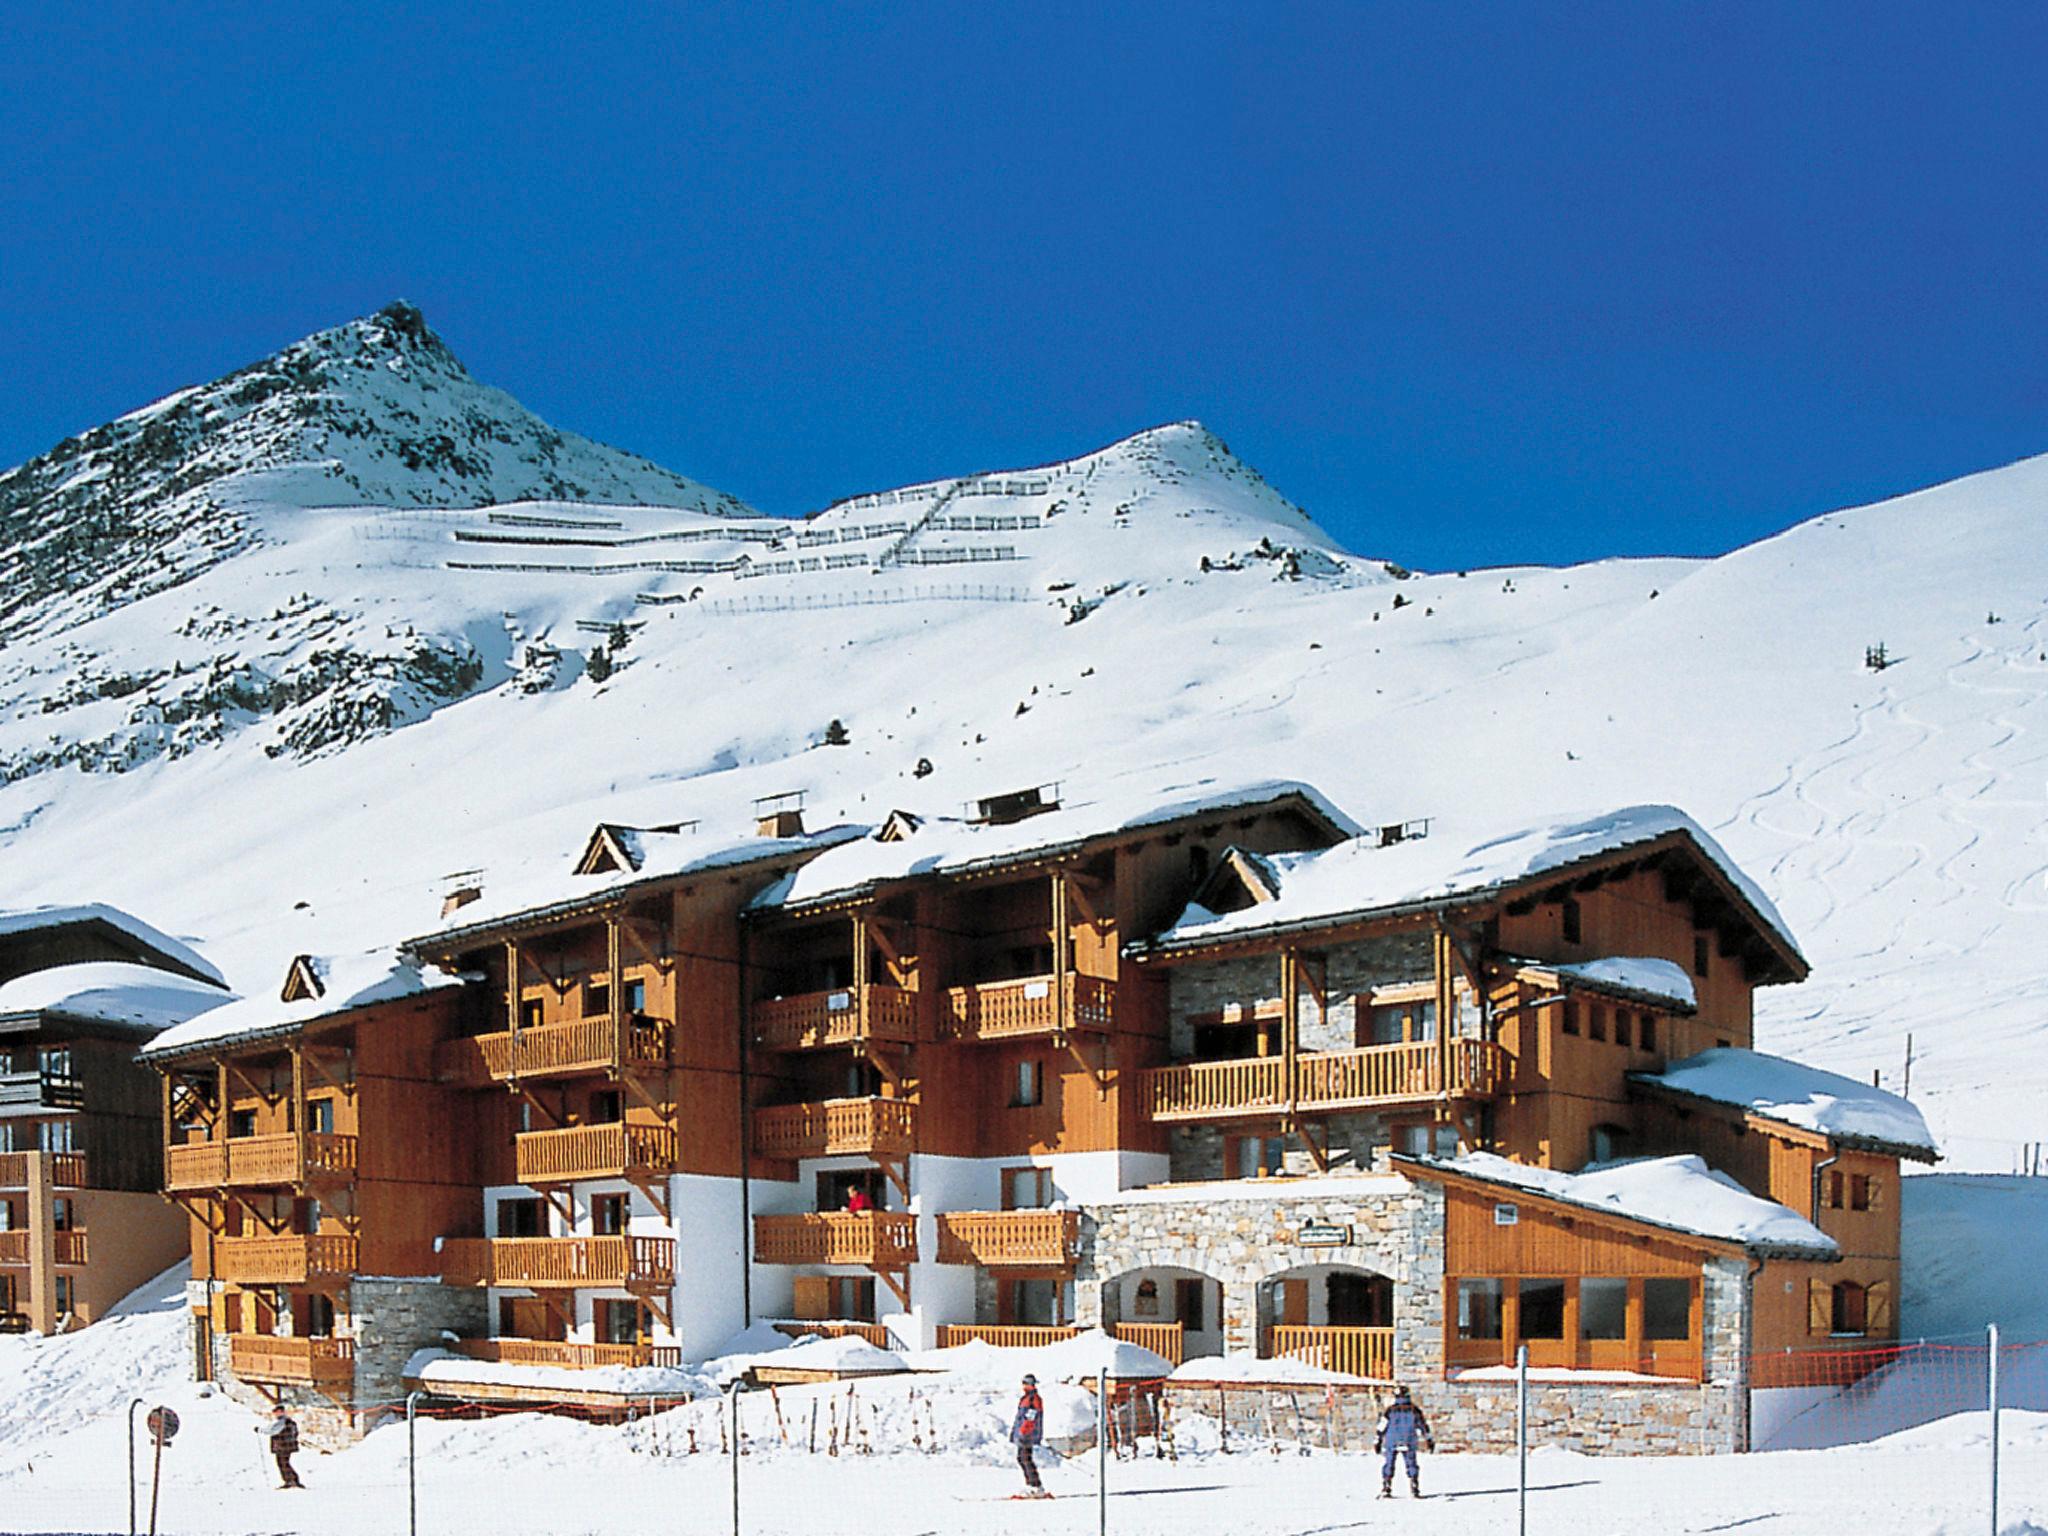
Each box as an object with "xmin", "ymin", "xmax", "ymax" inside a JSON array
[
  {"xmin": 1257, "ymin": 1263, "xmax": 1396, "ymax": 1380},
  {"xmin": 1101, "ymin": 1265, "xmax": 1226, "ymax": 1360}
]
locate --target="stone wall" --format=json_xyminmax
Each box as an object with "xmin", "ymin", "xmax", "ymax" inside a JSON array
[
  {"xmin": 1165, "ymin": 933, "xmax": 1433, "ymax": 1059},
  {"xmin": 349, "ymin": 1275, "xmax": 488, "ymax": 1437},
  {"xmin": 1171, "ymin": 1111, "xmax": 1396, "ymax": 1181}
]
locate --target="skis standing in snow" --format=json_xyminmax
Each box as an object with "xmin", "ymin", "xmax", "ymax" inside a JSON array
[
  {"xmin": 1010, "ymin": 1374, "xmax": 1050, "ymax": 1498},
  {"xmin": 255, "ymin": 1404, "xmax": 305, "ymax": 1489},
  {"xmin": 1374, "ymin": 1385, "xmax": 1433, "ymax": 1499}
]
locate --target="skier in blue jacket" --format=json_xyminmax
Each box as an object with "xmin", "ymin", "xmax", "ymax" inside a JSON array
[
  {"xmin": 1011, "ymin": 1374, "xmax": 1049, "ymax": 1497},
  {"xmin": 1375, "ymin": 1385, "xmax": 1433, "ymax": 1498}
]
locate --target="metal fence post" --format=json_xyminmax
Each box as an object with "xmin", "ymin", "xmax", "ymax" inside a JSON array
[
  {"xmin": 1517, "ymin": 1344, "xmax": 1529, "ymax": 1536},
  {"xmin": 407, "ymin": 1390, "xmax": 423, "ymax": 1536},
  {"xmin": 127, "ymin": 1397, "xmax": 145, "ymax": 1536},
  {"xmin": 1097, "ymin": 1369, "xmax": 1109, "ymax": 1536},
  {"xmin": 728, "ymin": 1384, "xmax": 742, "ymax": 1536},
  {"xmin": 1989, "ymin": 1323, "xmax": 2000, "ymax": 1536}
]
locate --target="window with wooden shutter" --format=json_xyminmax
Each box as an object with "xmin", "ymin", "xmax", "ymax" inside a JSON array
[
  {"xmin": 1866, "ymin": 1281, "xmax": 1893, "ymax": 1335},
  {"xmin": 792, "ymin": 1275, "xmax": 834, "ymax": 1321},
  {"xmin": 1808, "ymin": 1277, "xmax": 1832, "ymax": 1336}
]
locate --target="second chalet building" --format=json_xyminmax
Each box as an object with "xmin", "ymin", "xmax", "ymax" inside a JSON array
[{"xmin": 141, "ymin": 782, "xmax": 1935, "ymax": 1452}]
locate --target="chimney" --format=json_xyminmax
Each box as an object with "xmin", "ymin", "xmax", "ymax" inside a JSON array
[
  {"xmin": 440, "ymin": 870, "xmax": 484, "ymax": 918},
  {"xmin": 972, "ymin": 783, "xmax": 1061, "ymax": 826},
  {"xmin": 754, "ymin": 790, "xmax": 807, "ymax": 839}
]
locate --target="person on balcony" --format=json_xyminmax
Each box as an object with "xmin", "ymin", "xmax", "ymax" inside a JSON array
[
  {"xmin": 1375, "ymin": 1384, "xmax": 1433, "ymax": 1499},
  {"xmin": 845, "ymin": 1186, "xmax": 873, "ymax": 1215},
  {"xmin": 256, "ymin": 1403, "xmax": 305, "ymax": 1489},
  {"xmin": 1010, "ymin": 1373, "xmax": 1049, "ymax": 1498}
]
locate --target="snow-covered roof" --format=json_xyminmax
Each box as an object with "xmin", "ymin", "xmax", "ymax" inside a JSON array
[
  {"xmin": 1397, "ymin": 1150, "xmax": 1838, "ymax": 1258},
  {"xmin": 417, "ymin": 824, "xmax": 869, "ymax": 948},
  {"xmin": 0, "ymin": 962, "xmax": 235, "ymax": 1034},
  {"xmin": 752, "ymin": 778, "xmax": 1359, "ymax": 915},
  {"xmin": 1144, "ymin": 805, "xmax": 1804, "ymax": 978},
  {"xmin": 0, "ymin": 904, "xmax": 225, "ymax": 986},
  {"xmin": 1633, "ymin": 1047, "xmax": 1938, "ymax": 1161},
  {"xmin": 1523, "ymin": 956, "xmax": 1699, "ymax": 1013},
  {"xmin": 140, "ymin": 947, "xmax": 462, "ymax": 1060}
]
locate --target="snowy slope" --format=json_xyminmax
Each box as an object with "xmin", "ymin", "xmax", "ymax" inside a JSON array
[{"xmin": 0, "ymin": 308, "xmax": 2043, "ymax": 1174}]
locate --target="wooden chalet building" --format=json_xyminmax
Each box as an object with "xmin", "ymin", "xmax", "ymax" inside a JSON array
[
  {"xmin": 0, "ymin": 905, "xmax": 232, "ymax": 1332},
  {"xmin": 144, "ymin": 786, "xmax": 1934, "ymax": 1453}
]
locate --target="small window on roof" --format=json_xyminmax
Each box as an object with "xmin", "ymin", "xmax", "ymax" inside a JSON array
[{"xmin": 1562, "ymin": 898, "xmax": 1582, "ymax": 945}]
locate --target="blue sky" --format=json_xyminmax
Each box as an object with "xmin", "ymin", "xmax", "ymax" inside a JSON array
[{"xmin": 3, "ymin": 4, "xmax": 2043, "ymax": 568}]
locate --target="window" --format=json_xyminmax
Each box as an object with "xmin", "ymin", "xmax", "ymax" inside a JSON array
[
  {"xmin": 816, "ymin": 1168, "xmax": 882, "ymax": 1212},
  {"xmin": 623, "ymin": 978, "xmax": 647, "ymax": 1015},
  {"xmin": 304, "ymin": 1293, "xmax": 336, "ymax": 1338},
  {"xmin": 1831, "ymin": 1281, "xmax": 1868, "ymax": 1336},
  {"xmin": 1456, "ymin": 1279, "xmax": 1504, "ymax": 1341},
  {"xmin": 40, "ymin": 1047, "xmax": 72, "ymax": 1078},
  {"xmin": 1518, "ymin": 1278, "xmax": 1567, "ymax": 1340},
  {"xmin": 1848, "ymin": 1173, "xmax": 1871, "ymax": 1211},
  {"xmin": 584, "ymin": 979, "xmax": 611, "ymax": 1017},
  {"xmin": 307, "ymin": 1098, "xmax": 335, "ymax": 1136},
  {"xmin": 1827, "ymin": 1171, "xmax": 1846, "ymax": 1210},
  {"xmin": 1192, "ymin": 1018, "xmax": 1260, "ymax": 1060},
  {"xmin": 497, "ymin": 1197, "xmax": 546, "ymax": 1238},
  {"xmin": 1643, "ymin": 1279, "xmax": 1691, "ymax": 1340},
  {"xmin": 1587, "ymin": 1005, "xmax": 1607, "ymax": 1043},
  {"xmin": 596, "ymin": 1298, "xmax": 645, "ymax": 1345},
  {"xmin": 1613, "ymin": 1011, "xmax": 1632, "ymax": 1049},
  {"xmin": 1398, "ymin": 1122, "xmax": 1458, "ymax": 1158},
  {"xmin": 1008, "ymin": 1278, "xmax": 1061, "ymax": 1327},
  {"xmin": 38, "ymin": 1119, "xmax": 74, "ymax": 1154},
  {"xmin": 589, "ymin": 1090, "xmax": 624, "ymax": 1125},
  {"xmin": 54, "ymin": 1276, "xmax": 74, "ymax": 1315},
  {"xmin": 1011, "ymin": 1059, "xmax": 1043, "ymax": 1108},
  {"xmin": 591, "ymin": 1194, "xmax": 628, "ymax": 1235},
  {"xmin": 1367, "ymin": 998, "xmax": 1437, "ymax": 1045},
  {"xmin": 0, "ymin": 1123, "xmax": 12, "ymax": 1153},
  {"xmin": 1561, "ymin": 1002, "xmax": 1581, "ymax": 1036},
  {"xmin": 518, "ymin": 999, "xmax": 543, "ymax": 1030},
  {"xmin": 1638, "ymin": 1014, "xmax": 1657, "ymax": 1052},
  {"xmin": 1002, "ymin": 1167, "xmax": 1052, "ymax": 1210},
  {"xmin": 1562, "ymin": 898, "xmax": 1582, "ymax": 945},
  {"xmin": 1579, "ymin": 1278, "xmax": 1628, "ymax": 1340},
  {"xmin": 1230, "ymin": 1135, "xmax": 1286, "ymax": 1179},
  {"xmin": 828, "ymin": 1275, "xmax": 877, "ymax": 1321},
  {"xmin": 229, "ymin": 1108, "xmax": 257, "ymax": 1139},
  {"xmin": 51, "ymin": 1198, "xmax": 74, "ymax": 1232},
  {"xmin": 1693, "ymin": 935, "xmax": 1710, "ymax": 979},
  {"xmin": 1589, "ymin": 1124, "xmax": 1630, "ymax": 1165}
]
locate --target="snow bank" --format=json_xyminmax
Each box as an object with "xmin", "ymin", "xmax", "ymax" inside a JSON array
[
  {"xmin": 749, "ymin": 1335, "xmax": 906, "ymax": 1375},
  {"xmin": 1406, "ymin": 1151, "xmax": 1837, "ymax": 1256},
  {"xmin": 0, "ymin": 961, "xmax": 234, "ymax": 1031},
  {"xmin": 403, "ymin": 1347, "xmax": 706, "ymax": 1398},
  {"xmin": 141, "ymin": 946, "xmax": 464, "ymax": 1057},
  {"xmin": 1638, "ymin": 1047, "xmax": 1937, "ymax": 1158},
  {"xmin": 1154, "ymin": 805, "xmax": 1802, "ymax": 964},
  {"xmin": 1902, "ymin": 1175, "xmax": 2048, "ymax": 1342},
  {"xmin": 902, "ymin": 1328, "xmax": 1174, "ymax": 1383},
  {"xmin": 1169, "ymin": 1352, "xmax": 1372, "ymax": 1385}
]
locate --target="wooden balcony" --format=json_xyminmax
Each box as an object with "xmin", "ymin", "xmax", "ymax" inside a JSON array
[
  {"xmin": 0, "ymin": 1231, "xmax": 26, "ymax": 1266},
  {"xmin": 515, "ymin": 1122, "xmax": 678, "ymax": 1185},
  {"xmin": 1, "ymin": 1229, "xmax": 90, "ymax": 1267},
  {"xmin": 770, "ymin": 1320, "xmax": 892, "ymax": 1348},
  {"xmin": 0, "ymin": 1068, "xmax": 83, "ymax": 1111},
  {"xmin": 752, "ymin": 1211, "xmax": 918, "ymax": 1268},
  {"xmin": 1144, "ymin": 1040, "xmax": 1508, "ymax": 1123},
  {"xmin": 0, "ymin": 1151, "xmax": 87, "ymax": 1189},
  {"xmin": 753, "ymin": 1097, "xmax": 916, "ymax": 1161},
  {"xmin": 439, "ymin": 1235, "xmax": 675, "ymax": 1292},
  {"xmin": 229, "ymin": 1334, "xmax": 356, "ymax": 1389},
  {"xmin": 935, "ymin": 1210, "xmax": 1081, "ymax": 1268},
  {"xmin": 751, "ymin": 985, "xmax": 917, "ymax": 1052},
  {"xmin": 934, "ymin": 1322, "xmax": 1185, "ymax": 1366},
  {"xmin": 164, "ymin": 1134, "xmax": 357, "ymax": 1192},
  {"xmin": 435, "ymin": 1014, "xmax": 670, "ymax": 1084},
  {"xmin": 453, "ymin": 1337, "xmax": 682, "ymax": 1370},
  {"xmin": 215, "ymin": 1233, "xmax": 358, "ymax": 1286},
  {"xmin": 940, "ymin": 974, "xmax": 1114, "ymax": 1042},
  {"xmin": 1267, "ymin": 1324, "xmax": 1394, "ymax": 1382}
]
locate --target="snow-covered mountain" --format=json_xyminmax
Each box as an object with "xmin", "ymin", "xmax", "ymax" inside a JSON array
[{"xmin": 0, "ymin": 305, "xmax": 2041, "ymax": 1169}]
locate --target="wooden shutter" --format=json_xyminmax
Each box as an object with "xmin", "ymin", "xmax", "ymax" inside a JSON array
[
  {"xmin": 1868, "ymin": 1175, "xmax": 1885, "ymax": 1211},
  {"xmin": 1866, "ymin": 1281, "xmax": 1893, "ymax": 1335},
  {"xmin": 793, "ymin": 1275, "xmax": 833, "ymax": 1321},
  {"xmin": 1808, "ymin": 1278, "xmax": 1831, "ymax": 1335}
]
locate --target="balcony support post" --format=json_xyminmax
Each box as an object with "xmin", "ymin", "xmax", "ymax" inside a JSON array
[
  {"xmin": 1279, "ymin": 947, "xmax": 1301, "ymax": 1117},
  {"xmin": 290, "ymin": 1044, "xmax": 307, "ymax": 1184},
  {"xmin": 1432, "ymin": 925, "xmax": 1458, "ymax": 1104},
  {"xmin": 607, "ymin": 911, "xmax": 626, "ymax": 1060},
  {"xmin": 851, "ymin": 910, "xmax": 872, "ymax": 1042},
  {"xmin": 1051, "ymin": 870, "xmax": 1072, "ymax": 1045}
]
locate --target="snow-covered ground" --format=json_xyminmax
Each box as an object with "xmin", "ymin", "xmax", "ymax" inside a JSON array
[{"xmin": 4, "ymin": 1268, "xmax": 2045, "ymax": 1536}]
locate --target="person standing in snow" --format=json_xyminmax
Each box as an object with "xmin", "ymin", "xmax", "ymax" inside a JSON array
[
  {"xmin": 256, "ymin": 1403, "xmax": 304, "ymax": 1488},
  {"xmin": 1010, "ymin": 1373, "xmax": 1049, "ymax": 1497},
  {"xmin": 1375, "ymin": 1384, "xmax": 1433, "ymax": 1498}
]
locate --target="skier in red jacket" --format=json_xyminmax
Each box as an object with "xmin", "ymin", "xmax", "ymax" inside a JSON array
[{"xmin": 1010, "ymin": 1374, "xmax": 1049, "ymax": 1497}]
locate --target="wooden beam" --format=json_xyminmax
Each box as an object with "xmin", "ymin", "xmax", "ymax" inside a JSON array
[
  {"xmin": 1279, "ymin": 948, "xmax": 1300, "ymax": 1115},
  {"xmin": 1051, "ymin": 870, "xmax": 1072, "ymax": 1044}
]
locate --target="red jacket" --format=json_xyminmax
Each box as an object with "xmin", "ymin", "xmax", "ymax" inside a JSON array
[{"xmin": 1011, "ymin": 1387, "xmax": 1044, "ymax": 1445}]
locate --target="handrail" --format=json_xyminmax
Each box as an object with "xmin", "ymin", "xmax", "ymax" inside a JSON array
[
  {"xmin": 166, "ymin": 1134, "xmax": 357, "ymax": 1189},
  {"xmin": 230, "ymin": 1334, "xmax": 356, "ymax": 1384},
  {"xmin": 940, "ymin": 973, "xmax": 1116, "ymax": 1040},
  {"xmin": 934, "ymin": 1210, "xmax": 1081, "ymax": 1267},
  {"xmin": 514, "ymin": 1122, "xmax": 678, "ymax": 1184},
  {"xmin": 215, "ymin": 1233, "xmax": 358, "ymax": 1284},
  {"xmin": 438, "ymin": 1234, "xmax": 676, "ymax": 1289},
  {"xmin": 752, "ymin": 1211, "xmax": 918, "ymax": 1267},
  {"xmin": 0, "ymin": 1151, "xmax": 89, "ymax": 1189},
  {"xmin": 1144, "ymin": 1040, "xmax": 1509, "ymax": 1121},
  {"xmin": 1268, "ymin": 1324, "xmax": 1395, "ymax": 1381},
  {"xmin": 929, "ymin": 1322, "xmax": 1184, "ymax": 1365},
  {"xmin": 753, "ymin": 1097, "xmax": 917, "ymax": 1159},
  {"xmin": 453, "ymin": 1337, "xmax": 682, "ymax": 1369},
  {"xmin": 435, "ymin": 1014, "xmax": 671, "ymax": 1082},
  {"xmin": 752, "ymin": 985, "xmax": 917, "ymax": 1051}
]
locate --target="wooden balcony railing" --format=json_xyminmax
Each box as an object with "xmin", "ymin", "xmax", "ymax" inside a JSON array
[
  {"xmin": 0, "ymin": 1069, "xmax": 84, "ymax": 1111},
  {"xmin": 753, "ymin": 1097, "xmax": 917, "ymax": 1161},
  {"xmin": 439, "ymin": 1235, "xmax": 675, "ymax": 1291},
  {"xmin": 167, "ymin": 1134, "xmax": 356, "ymax": 1191},
  {"xmin": 515, "ymin": 1122, "xmax": 678, "ymax": 1185},
  {"xmin": 932, "ymin": 1322, "xmax": 1185, "ymax": 1366},
  {"xmin": 1268, "ymin": 1325, "xmax": 1395, "ymax": 1381},
  {"xmin": 0, "ymin": 1231, "xmax": 28, "ymax": 1265},
  {"xmin": 435, "ymin": 1015, "xmax": 670, "ymax": 1084},
  {"xmin": 453, "ymin": 1337, "xmax": 682, "ymax": 1370},
  {"xmin": 752, "ymin": 1211, "xmax": 918, "ymax": 1268},
  {"xmin": 935, "ymin": 1210, "xmax": 1081, "ymax": 1268},
  {"xmin": 0, "ymin": 1229, "xmax": 86, "ymax": 1266},
  {"xmin": 751, "ymin": 986, "xmax": 918, "ymax": 1052},
  {"xmin": 0, "ymin": 1151, "xmax": 87, "ymax": 1189},
  {"xmin": 53, "ymin": 1230, "xmax": 88, "ymax": 1266},
  {"xmin": 1144, "ymin": 1040, "xmax": 1508, "ymax": 1123},
  {"xmin": 940, "ymin": 974, "xmax": 1115, "ymax": 1041},
  {"xmin": 230, "ymin": 1334, "xmax": 356, "ymax": 1387},
  {"xmin": 215, "ymin": 1234, "xmax": 358, "ymax": 1286}
]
